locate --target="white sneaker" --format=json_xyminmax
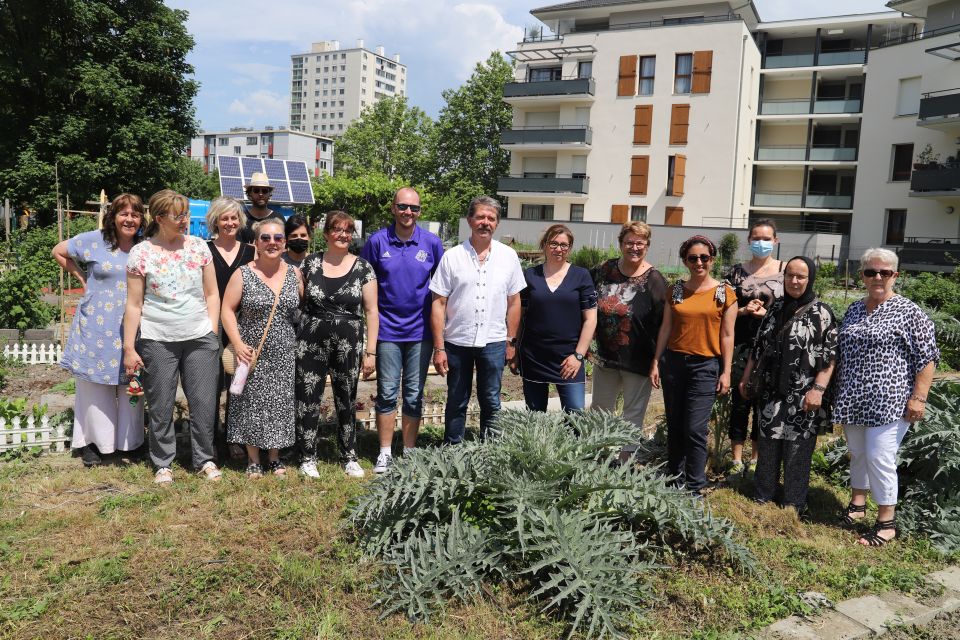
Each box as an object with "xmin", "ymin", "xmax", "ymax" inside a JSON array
[
  {"xmin": 299, "ymin": 460, "xmax": 320, "ymax": 479},
  {"xmin": 343, "ymin": 460, "xmax": 365, "ymax": 478},
  {"xmin": 373, "ymin": 452, "xmax": 393, "ymax": 474}
]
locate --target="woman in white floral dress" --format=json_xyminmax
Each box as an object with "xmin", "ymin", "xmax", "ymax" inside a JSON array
[{"xmin": 53, "ymin": 194, "xmax": 146, "ymax": 467}]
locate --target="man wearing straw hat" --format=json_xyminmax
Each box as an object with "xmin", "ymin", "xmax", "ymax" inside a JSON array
[{"xmin": 238, "ymin": 172, "xmax": 285, "ymax": 244}]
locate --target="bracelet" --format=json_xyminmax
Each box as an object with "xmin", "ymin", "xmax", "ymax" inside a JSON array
[
  {"xmin": 364, "ymin": 351, "xmax": 376, "ymax": 357},
  {"xmin": 811, "ymin": 383, "xmax": 827, "ymax": 392},
  {"xmin": 910, "ymin": 394, "xmax": 927, "ymax": 403},
  {"xmin": 434, "ymin": 347, "xmax": 446, "ymax": 353}
]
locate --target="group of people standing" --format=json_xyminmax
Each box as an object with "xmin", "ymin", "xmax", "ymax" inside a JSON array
[{"xmin": 54, "ymin": 181, "xmax": 939, "ymax": 547}]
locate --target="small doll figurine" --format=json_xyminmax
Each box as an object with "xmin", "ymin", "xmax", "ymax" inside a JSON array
[{"xmin": 127, "ymin": 368, "xmax": 144, "ymax": 406}]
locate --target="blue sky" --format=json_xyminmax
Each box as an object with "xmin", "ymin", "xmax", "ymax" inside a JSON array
[{"xmin": 165, "ymin": 0, "xmax": 892, "ymax": 132}]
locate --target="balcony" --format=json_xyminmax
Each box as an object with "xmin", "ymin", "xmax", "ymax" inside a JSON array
[
  {"xmin": 918, "ymin": 88, "xmax": 960, "ymax": 128},
  {"xmin": 503, "ymin": 77, "xmax": 595, "ymax": 104},
  {"xmin": 756, "ymin": 145, "xmax": 857, "ymax": 162},
  {"xmin": 501, "ymin": 126, "xmax": 592, "ymax": 149},
  {"xmin": 763, "ymin": 49, "xmax": 865, "ymax": 69},
  {"xmin": 751, "ymin": 191, "xmax": 852, "ymax": 209},
  {"xmin": 899, "ymin": 238, "xmax": 960, "ymax": 272},
  {"xmin": 759, "ymin": 98, "xmax": 861, "ymax": 116},
  {"xmin": 806, "ymin": 193, "xmax": 852, "ymax": 208},
  {"xmin": 497, "ymin": 174, "xmax": 589, "ymax": 195},
  {"xmin": 814, "ymin": 99, "xmax": 862, "ymax": 114},
  {"xmin": 910, "ymin": 164, "xmax": 960, "ymax": 195}
]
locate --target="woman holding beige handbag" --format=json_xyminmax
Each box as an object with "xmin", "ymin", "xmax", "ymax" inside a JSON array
[{"xmin": 221, "ymin": 219, "xmax": 304, "ymax": 478}]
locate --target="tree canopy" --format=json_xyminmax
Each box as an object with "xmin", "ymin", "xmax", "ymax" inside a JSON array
[{"xmin": 0, "ymin": 0, "xmax": 199, "ymax": 217}]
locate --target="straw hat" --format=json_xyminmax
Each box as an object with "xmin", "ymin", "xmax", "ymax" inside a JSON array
[{"xmin": 244, "ymin": 172, "xmax": 273, "ymax": 190}]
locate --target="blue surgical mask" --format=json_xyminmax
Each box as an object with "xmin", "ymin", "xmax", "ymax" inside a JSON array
[{"xmin": 749, "ymin": 240, "xmax": 774, "ymax": 258}]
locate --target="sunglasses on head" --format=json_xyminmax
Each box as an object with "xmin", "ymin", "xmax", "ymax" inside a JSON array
[
  {"xmin": 686, "ymin": 254, "xmax": 712, "ymax": 264},
  {"xmin": 258, "ymin": 233, "xmax": 285, "ymax": 243},
  {"xmin": 863, "ymin": 268, "xmax": 895, "ymax": 279},
  {"xmin": 396, "ymin": 203, "xmax": 421, "ymax": 212}
]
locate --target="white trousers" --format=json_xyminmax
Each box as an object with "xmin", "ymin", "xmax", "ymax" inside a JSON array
[
  {"xmin": 591, "ymin": 365, "xmax": 653, "ymax": 430},
  {"xmin": 843, "ymin": 419, "xmax": 910, "ymax": 506},
  {"xmin": 71, "ymin": 378, "xmax": 145, "ymax": 453}
]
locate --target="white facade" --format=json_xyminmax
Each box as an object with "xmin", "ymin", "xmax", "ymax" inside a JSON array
[
  {"xmin": 188, "ymin": 129, "xmax": 334, "ymax": 178},
  {"xmin": 290, "ymin": 40, "xmax": 407, "ymax": 136}
]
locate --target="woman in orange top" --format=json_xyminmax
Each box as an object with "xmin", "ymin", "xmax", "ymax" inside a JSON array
[{"xmin": 651, "ymin": 235, "xmax": 737, "ymax": 494}]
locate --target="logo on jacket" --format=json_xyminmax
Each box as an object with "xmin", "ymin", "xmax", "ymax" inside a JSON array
[
  {"xmin": 382, "ymin": 250, "xmax": 392, "ymax": 258},
  {"xmin": 415, "ymin": 250, "xmax": 428, "ymax": 263}
]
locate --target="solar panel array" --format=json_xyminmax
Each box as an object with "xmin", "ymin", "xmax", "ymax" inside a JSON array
[{"xmin": 217, "ymin": 156, "xmax": 315, "ymax": 205}]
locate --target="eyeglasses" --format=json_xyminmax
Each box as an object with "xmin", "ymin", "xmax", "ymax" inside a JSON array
[
  {"xmin": 258, "ymin": 233, "xmax": 285, "ymax": 243},
  {"xmin": 623, "ymin": 241, "xmax": 648, "ymax": 249},
  {"xmin": 863, "ymin": 269, "xmax": 896, "ymax": 279},
  {"xmin": 686, "ymin": 254, "xmax": 712, "ymax": 264},
  {"xmin": 548, "ymin": 241, "xmax": 570, "ymax": 251},
  {"xmin": 164, "ymin": 212, "xmax": 189, "ymax": 222},
  {"xmin": 249, "ymin": 187, "xmax": 272, "ymax": 195},
  {"xmin": 395, "ymin": 203, "xmax": 421, "ymax": 213},
  {"xmin": 329, "ymin": 228, "xmax": 353, "ymax": 237}
]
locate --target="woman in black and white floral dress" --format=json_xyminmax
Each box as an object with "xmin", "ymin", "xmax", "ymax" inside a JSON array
[
  {"xmin": 296, "ymin": 211, "xmax": 378, "ymax": 478},
  {"xmin": 741, "ymin": 257, "xmax": 837, "ymax": 515}
]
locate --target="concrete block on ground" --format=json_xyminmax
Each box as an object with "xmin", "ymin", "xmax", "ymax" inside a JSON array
[
  {"xmin": 39, "ymin": 393, "xmax": 74, "ymax": 416},
  {"xmin": 836, "ymin": 592, "xmax": 934, "ymax": 635},
  {"xmin": 760, "ymin": 611, "xmax": 872, "ymax": 640},
  {"xmin": 927, "ymin": 567, "xmax": 960, "ymax": 594}
]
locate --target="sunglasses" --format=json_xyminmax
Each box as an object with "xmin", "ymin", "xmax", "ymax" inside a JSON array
[
  {"xmin": 249, "ymin": 187, "xmax": 272, "ymax": 194},
  {"xmin": 863, "ymin": 269, "xmax": 896, "ymax": 279},
  {"xmin": 396, "ymin": 203, "xmax": 421, "ymax": 212},
  {"xmin": 258, "ymin": 233, "xmax": 285, "ymax": 243},
  {"xmin": 686, "ymin": 254, "xmax": 712, "ymax": 264}
]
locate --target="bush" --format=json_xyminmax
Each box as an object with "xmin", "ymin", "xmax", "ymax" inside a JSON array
[
  {"xmin": 719, "ymin": 233, "xmax": 739, "ymax": 265},
  {"xmin": 348, "ymin": 410, "xmax": 756, "ymax": 638},
  {"xmin": 569, "ymin": 245, "xmax": 618, "ymax": 272},
  {"xmin": 899, "ymin": 272, "xmax": 960, "ymax": 319},
  {"xmin": 0, "ymin": 269, "xmax": 56, "ymax": 330}
]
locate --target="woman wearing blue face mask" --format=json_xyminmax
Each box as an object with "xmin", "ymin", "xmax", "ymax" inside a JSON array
[{"xmin": 723, "ymin": 219, "xmax": 784, "ymax": 475}]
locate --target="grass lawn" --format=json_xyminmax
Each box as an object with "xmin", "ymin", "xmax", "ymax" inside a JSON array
[{"xmin": 0, "ymin": 426, "xmax": 953, "ymax": 639}]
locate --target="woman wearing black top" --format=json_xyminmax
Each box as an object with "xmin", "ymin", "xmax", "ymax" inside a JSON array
[
  {"xmin": 515, "ymin": 224, "xmax": 597, "ymax": 412},
  {"xmin": 205, "ymin": 197, "xmax": 255, "ymax": 457}
]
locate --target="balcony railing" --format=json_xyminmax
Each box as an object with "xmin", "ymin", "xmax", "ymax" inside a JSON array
[
  {"xmin": 759, "ymin": 98, "xmax": 862, "ymax": 115},
  {"xmin": 919, "ymin": 88, "xmax": 960, "ymax": 121},
  {"xmin": 814, "ymin": 98, "xmax": 862, "ymax": 114},
  {"xmin": 806, "ymin": 193, "xmax": 852, "ymax": 209},
  {"xmin": 876, "ymin": 21, "xmax": 960, "ymax": 48},
  {"xmin": 818, "ymin": 50, "xmax": 866, "ymax": 66},
  {"xmin": 501, "ymin": 126, "xmax": 592, "ymax": 145},
  {"xmin": 498, "ymin": 175, "xmax": 589, "ymax": 194},
  {"xmin": 764, "ymin": 53, "xmax": 814, "ymax": 69},
  {"xmin": 899, "ymin": 238, "xmax": 960, "ymax": 268},
  {"xmin": 763, "ymin": 49, "xmax": 865, "ymax": 69},
  {"xmin": 910, "ymin": 164, "xmax": 960, "ymax": 192},
  {"xmin": 810, "ymin": 146, "xmax": 857, "ymax": 161},
  {"xmin": 752, "ymin": 191, "xmax": 852, "ymax": 208},
  {"xmin": 756, "ymin": 145, "xmax": 857, "ymax": 161},
  {"xmin": 503, "ymin": 77, "xmax": 595, "ymax": 99},
  {"xmin": 564, "ymin": 13, "xmax": 741, "ymax": 35}
]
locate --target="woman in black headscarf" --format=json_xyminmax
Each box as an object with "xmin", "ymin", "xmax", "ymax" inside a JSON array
[{"xmin": 739, "ymin": 256, "xmax": 838, "ymax": 515}]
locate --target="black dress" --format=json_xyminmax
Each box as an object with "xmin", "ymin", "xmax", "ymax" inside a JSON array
[
  {"xmin": 519, "ymin": 264, "xmax": 596, "ymax": 384},
  {"xmin": 295, "ymin": 253, "xmax": 376, "ymax": 463},
  {"xmin": 208, "ymin": 241, "xmax": 255, "ymax": 301}
]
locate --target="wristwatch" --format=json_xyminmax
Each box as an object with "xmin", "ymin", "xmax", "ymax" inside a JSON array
[
  {"xmin": 507, "ymin": 336, "xmax": 517, "ymax": 346},
  {"xmin": 573, "ymin": 351, "xmax": 584, "ymax": 362}
]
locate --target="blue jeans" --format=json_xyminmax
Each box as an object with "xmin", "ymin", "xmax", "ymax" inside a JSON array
[
  {"xmin": 443, "ymin": 341, "xmax": 506, "ymax": 444},
  {"xmin": 522, "ymin": 379, "xmax": 585, "ymax": 413},
  {"xmin": 375, "ymin": 340, "xmax": 432, "ymax": 418},
  {"xmin": 661, "ymin": 350, "xmax": 719, "ymax": 493}
]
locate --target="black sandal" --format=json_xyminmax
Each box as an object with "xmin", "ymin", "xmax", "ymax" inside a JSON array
[
  {"xmin": 267, "ymin": 460, "xmax": 286, "ymax": 477},
  {"xmin": 246, "ymin": 463, "xmax": 263, "ymax": 478},
  {"xmin": 859, "ymin": 519, "xmax": 897, "ymax": 547},
  {"xmin": 840, "ymin": 502, "xmax": 866, "ymax": 526}
]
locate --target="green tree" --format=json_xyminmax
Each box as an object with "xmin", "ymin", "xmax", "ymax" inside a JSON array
[
  {"xmin": 0, "ymin": 0, "xmax": 199, "ymax": 216},
  {"xmin": 312, "ymin": 172, "xmax": 408, "ymax": 234},
  {"xmin": 170, "ymin": 158, "xmax": 220, "ymax": 201},
  {"xmin": 334, "ymin": 97, "xmax": 434, "ymax": 184},
  {"xmin": 432, "ymin": 52, "xmax": 514, "ymax": 196}
]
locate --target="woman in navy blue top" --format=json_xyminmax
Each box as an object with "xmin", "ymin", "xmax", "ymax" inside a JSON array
[{"xmin": 515, "ymin": 224, "xmax": 597, "ymax": 412}]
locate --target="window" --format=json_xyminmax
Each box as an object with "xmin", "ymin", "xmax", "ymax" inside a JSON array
[
  {"xmin": 570, "ymin": 204, "xmax": 584, "ymax": 221},
  {"xmin": 521, "ymin": 204, "xmax": 554, "ymax": 220},
  {"xmin": 669, "ymin": 104, "xmax": 690, "ymax": 144},
  {"xmin": 578, "ymin": 61, "xmax": 592, "ymax": 78},
  {"xmin": 639, "ymin": 56, "xmax": 655, "ymax": 95},
  {"xmin": 674, "ymin": 53, "xmax": 693, "ymax": 94},
  {"xmin": 339, "ymin": 89, "xmax": 344, "ymax": 94},
  {"xmin": 341, "ymin": 65, "xmax": 346, "ymax": 71},
  {"xmin": 233, "ymin": 146, "xmax": 241, "ymax": 155},
  {"xmin": 218, "ymin": 137, "xmax": 228, "ymax": 146},
  {"xmin": 885, "ymin": 209, "xmax": 907, "ymax": 245},
  {"xmin": 528, "ymin": 66, "xmax": 561, "ymax": 82},
  {"xmin": 340, "ymin": 76, "xmax": 345, "ymax": 83},
  {"xmin": 896, "ymin": 77, "xmax": 921, "ymax": 116},
  {"xmin": 321, "ymin": 143, "xmax": 327, "ymax": 152},
  {"xmin": 617, "ymin": 55, "xmax": 637, "ymax": 96},
  {"xmin": 891, "ymin": 144, "xmax": 914, "ymax": 181},
  {"xmin": 630, "ymin": 206, "xmax": 647, "ymax": 222},
  {"xmin": 339, "ymin": 123, "xmax": 344, "ymax": 129},
  {"xmin": 667, "ymin": 155, "xmax": 686, "ymax": 196}
]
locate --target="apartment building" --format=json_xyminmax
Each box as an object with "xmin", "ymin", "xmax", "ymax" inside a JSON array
[
  {"xmin": 289, "ymin": 40, "xmax": 407, "ymax": 136},
  {"xmin": 499, "ymin": 0, "xmax": 761, "ymax": 228},
  {"xmin": 187, "ymin": 128, "xmax": 334, "ymax": 178}
]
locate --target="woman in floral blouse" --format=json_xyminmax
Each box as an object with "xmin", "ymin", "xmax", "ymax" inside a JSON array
[
  {"xmin": 834, "ymin": 248, "xmax": 939, "ymax": 546},
  {"xmin": 740, "ymin": 257, "xmax": 837, "ymax": 516}
]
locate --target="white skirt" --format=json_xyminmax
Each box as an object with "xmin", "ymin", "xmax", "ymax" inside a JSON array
[{"xmin": 70, "ymin": 378, "xmax": 145, "ymax": 453}]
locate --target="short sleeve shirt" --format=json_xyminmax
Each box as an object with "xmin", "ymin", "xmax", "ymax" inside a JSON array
[
  {"xmin": 429, "ymin": 239, "xmax": 526, "ymax": 348},
  {"xmin": 239, "ymin": 209, "xmax": 285, "ymax": 244},
  {"xmin": 667, "ymin": 282, "xmax": 736, "ymax": 357},
  {"xmin": 127, "ymin": 236, "xmax": 213, "ymax": 342},
  {"xmin": 360, "ymin": 224, "xmax": 443, "ymax": 342}
]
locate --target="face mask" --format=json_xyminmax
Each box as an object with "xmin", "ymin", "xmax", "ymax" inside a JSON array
[
  {"xmin": 749, "ymin": 240, "xmax": 774, "ymax": 258},
  {"xmin": 287, "ymin": 239, "xmax": 309, "ymax": 254}
]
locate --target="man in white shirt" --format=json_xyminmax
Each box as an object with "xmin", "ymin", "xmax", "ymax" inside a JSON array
[{"xmin": 430, "ymin": 196, "xmax": 526, "ymax": 444}]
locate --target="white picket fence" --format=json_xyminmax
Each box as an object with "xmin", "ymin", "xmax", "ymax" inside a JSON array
[
  {"xmin": 0, "ymin": 415, "xmax": 69, "ymax": 454},
  {"xmin": 3, "ymin": 342, "xmax": 63, "ymax": 364}
]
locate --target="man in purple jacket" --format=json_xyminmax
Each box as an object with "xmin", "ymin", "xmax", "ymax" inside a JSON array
[{"xmin": 361, "ymin": 187, "xmax": 444, "ymax": 473}]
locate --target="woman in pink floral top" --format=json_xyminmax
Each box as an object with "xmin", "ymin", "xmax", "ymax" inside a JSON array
[{"xmin": 123, "ymin": 190, "xmax": 223, "ymax": 485}]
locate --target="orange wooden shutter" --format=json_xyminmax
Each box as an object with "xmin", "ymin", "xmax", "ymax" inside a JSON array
[
  {"xmin": 673, "ymin": 154, "xmax": 686, "ymax": 196},
  {"xmin": 669, "ymin": 104, "xmax": 690, "ymax": 144},
  {"xmin": 633, "ymin": 105, "xmax": 652, "ymax": 144},
  {"xmin": 664, "ymin": 206, "xmax": 684, "ymax": 226},
  {"xmin": 629, "ymin": 156, "xmax": 649, "ymax": 195},
  {"xmin": 691, "ymin": 50, "xmax": 713, "ymax": 94},
  {"xmin": 617, "ymin": 55, "xmax": 637, "ymax": 97},
  {"xmin": 611, "ymin": 204, "xmax": 629, "ymax": 223}
]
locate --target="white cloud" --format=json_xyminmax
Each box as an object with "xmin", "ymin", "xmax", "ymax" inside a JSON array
[
  {"xmin": 227, "ymin": 90, "xmax": 288, "ymax": 122},
  {"xmin": 227, "ymin": 62, "xmax": 287, "ymax": 85}
]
